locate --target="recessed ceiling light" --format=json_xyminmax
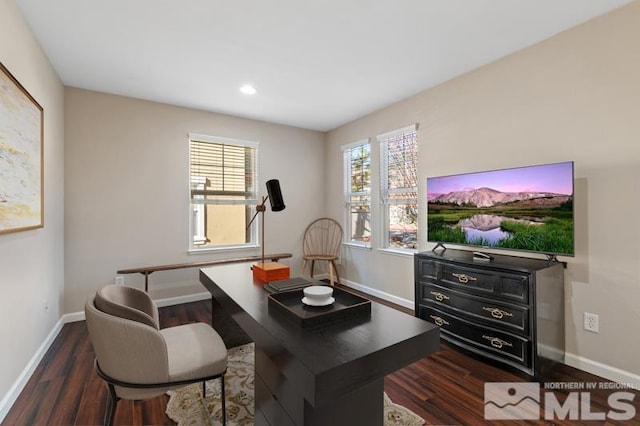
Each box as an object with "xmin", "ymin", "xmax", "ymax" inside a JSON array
[{"xmin": 240, "ymin": 84, "xmax": 257, "ymax": 95}]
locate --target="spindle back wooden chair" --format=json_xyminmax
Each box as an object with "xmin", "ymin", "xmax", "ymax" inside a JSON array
[{"xmin": 302, "ymin": 218, "xmax": 343, "ymax": 285}]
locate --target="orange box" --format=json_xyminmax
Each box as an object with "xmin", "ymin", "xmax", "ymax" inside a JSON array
[{"xmin": 252, "ymin": 262, "xmax": 290, "ymax": 282}]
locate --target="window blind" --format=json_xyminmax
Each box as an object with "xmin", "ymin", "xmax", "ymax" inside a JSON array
[
  {"xmin": 379, "ymin": 124, "xmax": 418, "ymax": 199},
  {"xmin": 344, "ymin": 142, "xmax": 371, "ymax": 197},
  {"xmin": 378, "ymin": 124, "xmax": 419, "ymax": 250},
  {"xmin": 189, "ymin": 137, "xmax": 257, "ymax": 205}
]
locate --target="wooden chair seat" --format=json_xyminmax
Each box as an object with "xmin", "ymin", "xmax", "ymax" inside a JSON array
[{"xmin": 303, "ymin": 254, "xmax": 337, "ymax": 261}]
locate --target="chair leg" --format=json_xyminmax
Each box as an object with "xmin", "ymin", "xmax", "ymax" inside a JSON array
[
  {"xmin": 104, "ymin": 383, "xmax": 118, "ymax": 426},
  {"xmin": 328, "ymin": 261, "xmax": 335, "ymax": 286},
  {"xmin": 203, "ymin": 380, "xmax": 206, "ymax": 398},
  {"xmin": 301, "ymin": 259, "xmax": 308, "ymax": 276},
  {"xmin": 331, "ymin": 260, "xmax": 340, "ymax": 285},
  {"xmin": 220, "ymin": 374, "xmax": 226, "ymax": 426},
  {"xmin": 310, "ymin": 260, "xmax": 316, "ymax": 278}
]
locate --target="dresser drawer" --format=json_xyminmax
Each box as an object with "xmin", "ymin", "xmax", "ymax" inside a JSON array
[
  {"xmin": 439, "ymin": 263, "xmax": 529, "ymax": 303},
  {"xmin": 415, "ymin": 258, "xmax": 437, "ymax": 281},
  {"xmin": 497, "ymin": 275, "xmax": 530, "ymax": 303},
  {"xmin": 419, "ymin": 305, "xmax": 530, "ymax": 367},
  {"xmin": 418, "ymin": 284, "xmax": 529, "ymax": 334}
]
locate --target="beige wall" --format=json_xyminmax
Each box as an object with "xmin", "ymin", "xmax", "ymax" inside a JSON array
[
  {"xmin": 327, "ymin": 2, "xmax": 640, "ymax": 377},
  {"xmin": 64, "ymin": 88, "xmax": 326, "ymax": 313},
  {"xmin": 0, "ymin": 0, "xmax": 65, "ymax": 412}
]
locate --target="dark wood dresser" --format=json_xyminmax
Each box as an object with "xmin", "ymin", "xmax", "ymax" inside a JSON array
[{"xmin": 415, "ymin": 249, "xmax": 565, "ymax": 379}]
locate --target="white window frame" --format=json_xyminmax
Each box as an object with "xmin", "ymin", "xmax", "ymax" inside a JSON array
[
  {"xmin": 188, "ymin": 133, "xmax": 259, "ymax": 252},
  {"xmin": 191, "ymin": 175, "xmax": 207, "ymax": 246},
  {"xmin": 378, "ymin": 124, "xmax": 419, "ymax": 254},
  {"xmin": 342, "ymin": 139, "xmax": 372, "ymax": 248}
]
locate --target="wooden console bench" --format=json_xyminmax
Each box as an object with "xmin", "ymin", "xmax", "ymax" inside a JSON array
[{"xmin": 117, "ymin": 253, "xmax": 293, "ymax": 291}]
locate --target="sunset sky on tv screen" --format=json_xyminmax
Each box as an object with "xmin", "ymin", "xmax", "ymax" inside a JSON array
[{"xmin": 427, "ymin": 162, "xmax": 573, "ymax": 200}]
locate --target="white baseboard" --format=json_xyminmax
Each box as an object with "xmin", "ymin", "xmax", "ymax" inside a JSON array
[
  {"xmin": 63, "ymin": 311, "xmax": 86, "ymax": 323},
  {"xmin": 565, "ymin": 352, "xmax": 640, "ymax": 389},
  {"xmin": 0, "ymin": 317, "xmax": 65, "ymax": 423},
  {"xmin": 154, "ymin": 291, "xmax": 211, "ymax": 308},
  {"xmin": 62, "ymin": 291, "xmax": 213, "ymax": 323},
  {"xmin": 337, "ymin": 276, "xmax": 414, "ymax": 311}
]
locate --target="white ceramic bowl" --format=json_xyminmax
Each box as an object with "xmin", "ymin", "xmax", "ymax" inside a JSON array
[{"xmin": 303, "ymin": 285, "xmax": 333, "ymax": 302}]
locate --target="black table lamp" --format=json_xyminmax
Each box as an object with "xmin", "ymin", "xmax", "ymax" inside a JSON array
[{"xmin": 266, "ymin": 179, "xmax": 286, "ymax": 212}]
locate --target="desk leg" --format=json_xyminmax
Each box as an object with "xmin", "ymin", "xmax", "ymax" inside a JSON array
[
  {"xmin": 143, "ymin": 271, "xmax": 151, "ymax": 292},
  {"xmin": 211, "ymin": 298, "xmax": 215, "ymax": 327},
  {"xmin": 304, "ymin": 378, "xmax": 383, "ymax": 426},
  {"xmin": 255, "ymin": 346, "xmax": 384, "ymax": 426}
]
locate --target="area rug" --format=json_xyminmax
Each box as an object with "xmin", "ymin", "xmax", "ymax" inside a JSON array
[{"xmin": 166, "ymin": 343, "xmax": 425, "ymax": 426}]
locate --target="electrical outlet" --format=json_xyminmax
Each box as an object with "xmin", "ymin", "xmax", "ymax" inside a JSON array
[
  {"xmin": 114, "ymin": 276, "xmax": 124, "ymax": 285},
  {"xmin": 584, "ymin": 312, "xmax": 599, "ymax": 333}
]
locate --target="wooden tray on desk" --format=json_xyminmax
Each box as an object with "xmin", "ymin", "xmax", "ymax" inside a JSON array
[{"xmin": 268, "ymin": 286, "xmax": 371, "ymax": 328}]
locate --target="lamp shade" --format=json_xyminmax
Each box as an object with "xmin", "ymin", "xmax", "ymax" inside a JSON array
[{"xmin": 266, "ymin": 179, "xmax": 285, "ymax": 212}]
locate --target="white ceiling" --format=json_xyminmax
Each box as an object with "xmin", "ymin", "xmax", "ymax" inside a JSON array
[{"xmin": 16, "ymin": 0, "xmax": 632, "ymax": 131}]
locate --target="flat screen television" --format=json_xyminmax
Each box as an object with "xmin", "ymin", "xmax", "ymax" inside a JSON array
[{"xmin": 427, "ymin": 161, "xmax": 574, "ymax": 257}]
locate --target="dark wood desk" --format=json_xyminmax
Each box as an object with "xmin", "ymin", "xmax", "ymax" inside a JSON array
[{"xmin": 200, "ymin": 264, "xmax": 439, "ymax": 426}]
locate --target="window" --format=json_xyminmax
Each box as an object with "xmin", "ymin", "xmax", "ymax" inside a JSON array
[
  {"xmin": 379, "ymin": 125, "xmax": 418, "ymax": 250},
  {"xmin": 343, "ymin": 140, "xmax": 371, "ymax": 247},
  {"xmin": 189, "ymin": 134, "xmax": 258, "ymax": 251}
]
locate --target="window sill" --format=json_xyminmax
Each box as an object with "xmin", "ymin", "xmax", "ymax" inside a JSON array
[
  {"xmin": 188, "ymin": 244, "xmax": 259, "ymax": 254},
  {"xmin": 377, "ymin": 247, "xmax": 416, "ymax": 257},
  {"xmin": 342, "ymin": 242, "xmax": 372, "ymax": 251}
]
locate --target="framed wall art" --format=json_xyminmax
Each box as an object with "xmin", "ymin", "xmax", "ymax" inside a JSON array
[{"xmin": 0, "ymin": 61, "xmax": 44, "ymax": 234}]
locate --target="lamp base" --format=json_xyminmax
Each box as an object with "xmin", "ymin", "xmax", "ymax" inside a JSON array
[{"xmin": 253, "ymin": 262, "xmax": 290, "ymax": 282}]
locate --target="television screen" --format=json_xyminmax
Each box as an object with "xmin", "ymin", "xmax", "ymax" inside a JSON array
[{"xmin": 427, "ymin": 161, "xmax": 574, "ymax": 256}]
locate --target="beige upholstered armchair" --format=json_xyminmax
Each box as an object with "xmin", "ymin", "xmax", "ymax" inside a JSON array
[{"xmin": 85, "ymin": 285, "xmax": 228, "ymax": 425}]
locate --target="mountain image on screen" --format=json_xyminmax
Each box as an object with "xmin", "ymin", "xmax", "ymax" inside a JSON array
[
  {"xmin": 427, "ymin": 162, "xmax": 574, "ymax": 256},
  {"xmin": 432, "ymin": 187, "xmax": 570, "ymax": 208}
]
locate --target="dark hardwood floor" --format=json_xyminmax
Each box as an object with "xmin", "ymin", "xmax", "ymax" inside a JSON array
[{"xmin": 3, "ymin": 290, "xmax": 639, "ymax": 425}]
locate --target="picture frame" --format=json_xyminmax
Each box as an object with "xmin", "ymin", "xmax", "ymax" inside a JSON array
[{"xmin": 0, "ymin": 61, "xmax": 44, "ymax": 234}]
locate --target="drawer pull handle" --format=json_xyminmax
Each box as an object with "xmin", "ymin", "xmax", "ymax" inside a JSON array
[
  {"xmin": 482, "ymin": 307, "xmax": 514, "ymax": 319},
  {"xmin": 430, "ymin": 315, "xmax": 449, "ymax": 327},
  {"xmin": 482, "ymin": 335, "xmax": 513, "ymax": 349},
  {"xmin": 430, "ymin": 291, "xmax": 450, "ymax": 302},
  {"xmin": 452, "ymin": 273, "xmax": 477, "ymax": 284}
]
